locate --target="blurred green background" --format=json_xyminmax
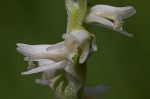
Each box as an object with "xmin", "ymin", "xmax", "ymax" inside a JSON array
[{"xmin": 0, "ymin": 0, "xmax": 149, "ymax": 99}]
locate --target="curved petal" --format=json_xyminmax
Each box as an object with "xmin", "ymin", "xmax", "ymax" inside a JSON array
[
  {"xmin": 17, "ymin": 43, "xmax": 66, "ymax": 62},
  {"xmin": 62, "ymin": 33, "xmax": 79, "ymax": 59},
  {"xmin": 69, "ymin": 29, "xmax": 89, "ymax": 45},
  {"xmin": 79, "ymin": 42, "xmax": 90, "ymax": 63},
  {"xmin": 116, "ymin": 6, "xmax": 136, "ymax": 19},
  {"xmin": 17, "ymin": 43, "xmax": 50, "ymax": 52},
  {"xmin": 86, "ymin": 14, "xmax": 114, "ymax": 27},
  {"xmin": 91, "ymin": 34, "xmax": 98, "ymax": 52},
  {"xmin": 86, "ymin": 14, "xmax": 133, "ymax": 37},
  {"xmin": 90, "ymin": 5, "xmax": 136, "ymax": 20},
  {"xmin": 38, "ymin": 60, "xmax": 56, "ymax": 67},
  {"xmin": 21, "ymin": 61, "xmax": 68, "ymax": 75},
  {"xmin": 46, "ymin": 42, "xmax": 64, "ymax": 51},
  {"xmin": 38, "ymin": 60, "xmax": 57, "ymax": 79}
]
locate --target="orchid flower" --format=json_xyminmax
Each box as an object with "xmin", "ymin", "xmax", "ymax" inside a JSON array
[
  {"xmin": 17, "ymin": 29, "xmax": 97, "ymax": 80},
  {"xmin": 17, "ymin": 0, "xmax": 136, "ymax": 98},
  {"xmin": 86, "ymin": 4, "xmax": 136, "ymax": 37}
]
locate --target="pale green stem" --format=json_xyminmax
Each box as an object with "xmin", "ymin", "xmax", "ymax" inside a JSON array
[{"xmin": 65, "ymin": 0, "xmax": 87, "ymax": 33}]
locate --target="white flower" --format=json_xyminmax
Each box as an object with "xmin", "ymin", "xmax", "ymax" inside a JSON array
[
  {"xmin": 17, "ymin": 29, "xmax": 97, "ymax": 83},
  {"xmin": 86, "ymin": 5, "xmax": 136, "ymax": 37}
]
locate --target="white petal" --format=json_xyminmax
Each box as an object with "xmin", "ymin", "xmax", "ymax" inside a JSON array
[
  {"xmin": 17, "ymin": 43, "xmax": 50, "ymax": 52},
  {"xmin": 69, "ymin": 29, "xmax": 89, "ymax": 46},
  {"xmin": 17, "ymin": 43, "xmax": 66, "ymax": 62},
  {"xmin": 27, "ymin": 52, "xmax": 65, "ymax": 62},
  {"xmin": 46, "ymin": 42, "xmax": 64, "ymax": 51},
  {"xmin": 86, "ymin": 14, "xmax": 114, "ymax": 28},
  {"xmin": 62, "ymin": 33, "xmax": 79, "ymax": 59},
  {"xmin": 86, "ymin": 14, "xmax": 133, "ymax": 37},
  {"xmin": 114, "ymin": 28, "xmax": 133, "ymax": 37},
  {"xmin": 38, "ymin": 60, "xmax": 56, "ymax": 67},
  {"xmin": 62, "ymin": 33, "xmax": 76, "ymax": 40},
  {"xmin": 90, "ymin": 5, "xmax": 136, "ymax": 20},
  {"xmin": 116, "ymin": 6, "xmax": 136, "ymax": 19},
  {"xmin": 21, "ymin": 61, "xmax": 67, "ymax": 75},
  {"xmin": 91, "ymin": 34, "xmax": 98, "ymax": 52},
  {"xmin": 63, "ymin": 30, "xmax": 91, "ymax": 63},
  {"xmin": 79, "ymin": 42, "xmax": 90, "ymax": 63},
  {"xmin": 16, "ymin": 43, "xmax": 49, "ymax": 56},
  {"xmin": 38, "ymin": 60, "xmax": 57, "ymax": 79}
]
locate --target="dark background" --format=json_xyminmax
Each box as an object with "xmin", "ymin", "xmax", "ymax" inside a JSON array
[{"xmin": 0, "ymin": 0, "xmax": 149, "ymax": 99}]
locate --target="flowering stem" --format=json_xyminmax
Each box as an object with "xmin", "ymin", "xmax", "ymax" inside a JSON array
[
  {"xmin": 17, "ymin": 0, "xmax": 136, "ymax": 99},
  {"xmin": 54, "ymin": 53, "xmax": 87, "ymax": 99},
  {"xmin": 52, "ymin": 0, "xmax": 88, "ymax": 99}
]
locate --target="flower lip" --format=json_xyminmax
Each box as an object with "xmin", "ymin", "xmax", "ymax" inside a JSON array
[{"xmin": 86, "ymin": 14, "xmax": 133, "ymax": 37}]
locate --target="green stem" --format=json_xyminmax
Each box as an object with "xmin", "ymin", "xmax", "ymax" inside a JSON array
[
  {"xmin": 65, "ymin": 0, "xmax": 87, "ymax": 33},
  {"xmin": 53, "ymin": 52, "xmax": 87, "ymax": 99}
]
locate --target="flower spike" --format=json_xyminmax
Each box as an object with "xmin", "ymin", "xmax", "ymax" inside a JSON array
[{"xmin": 17, "ymin": 0, "xmax": 136, "ymax": 98}]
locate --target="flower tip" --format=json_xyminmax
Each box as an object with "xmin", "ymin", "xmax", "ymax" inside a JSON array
[
  {"xmin": 16, "ymin": 43, "xmax": 22, "ymax": 51},
  {"xmin": 16, "ymin": 43, "xmax": 21, "ymax": 47},
  {"xmin": 16, "ymin": 43, "xmax": 28, "ymax": 55},
  {"xmin": 21, "ymin": 72, "xmax": 27, "ymax": 75},
  {"xmin": 128, "ymin": 33, "xmax": 134, "ymax": 37},
  {"xmin": 93, "ymin": 46, "xmax": 98, "ymax": 51},
  {"xmin": 125, "ymin": 6, "xmax": 136, "ymax": 14},
  {"xmin": 127, "ymin": 6, "xmax": 136, "ymax": 15},
  {"xmin": 79, "ymin": 59, "xmax": 84, "ymax": 64},
  {"xmin": 116, "ymin": 29, "xmax": 134, "ymax": 37},
  {"xmin": 118, "ymin": 6, "xmax": 136, "ymax": 19},
  {"xmin": 21, "ymin": 70, "xmax": 34, "ymax": 75},
  {"xmin": 16, "ymin": 47, "xmax": 21, "ymax": 53},
  {"xmin": 16, "ymin": 43, "xmax": 26, "ymax": 47}
]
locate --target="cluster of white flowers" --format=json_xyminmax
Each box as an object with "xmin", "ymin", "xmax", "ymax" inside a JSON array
[
  {"xmin": 17, "ymin": 3, "xmax": 136, "ymax": 99},
  {"xmin": 17, "ymin": 29, "xmax": 97, "ymax": 85}
]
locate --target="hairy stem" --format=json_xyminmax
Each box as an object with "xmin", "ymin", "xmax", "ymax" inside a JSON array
[
  {"xmin": 53, "ymin": 1, "xmax": 88, "ymax": 98},
  {"xmin": 65, "ymin": 0, "xmax": 87, "ymax": 33}
]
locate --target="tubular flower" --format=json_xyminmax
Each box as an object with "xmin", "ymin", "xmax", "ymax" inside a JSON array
[
  {"xmin": 86, "ymin": 4, "xmax": 136, "ymax": 37},
  {"xmin": 17, "ymin": 29, "xmax": 97, "ymax": 84}
]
